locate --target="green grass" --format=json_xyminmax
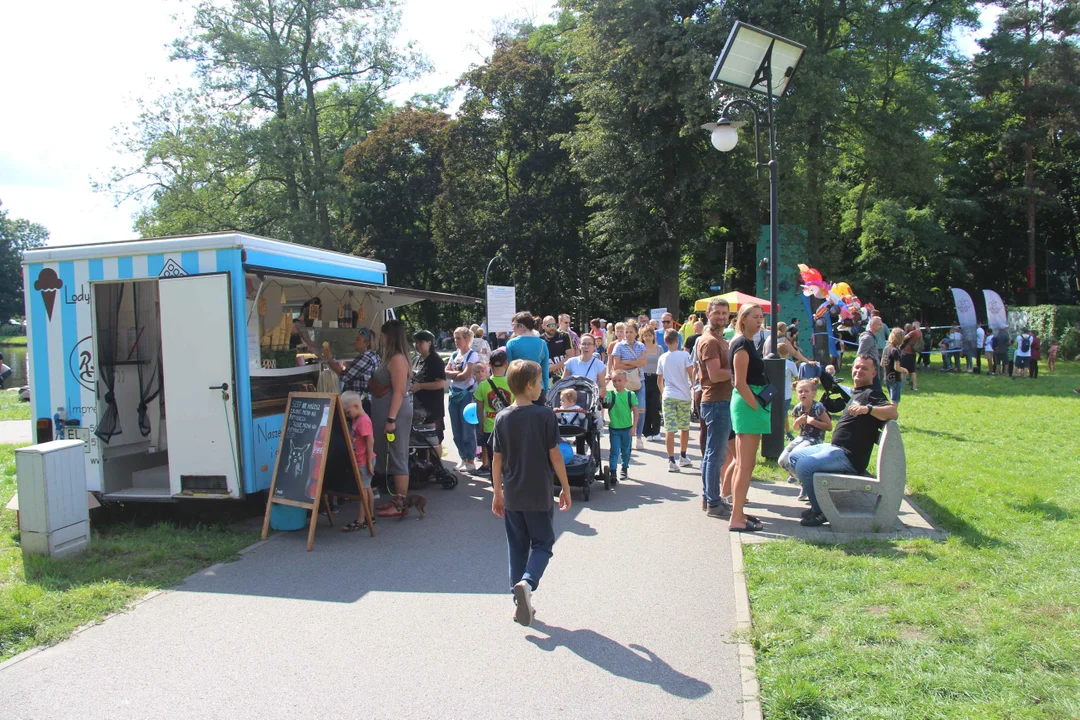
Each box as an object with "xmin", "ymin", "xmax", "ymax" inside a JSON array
[
  {"xmin": 0, "ymin": 392, "xmax": 30, "ymax": 421},
  {"xmin": 0, "ymin": 336, "xmax": 27, "ymax": 347},
  {"xmin": 0, "ymin": 444, "xmax": 260, "ymax": 661},
  {"xmin": 745, "ymin": 362, "xmax": 1080, "ymax": 720}
]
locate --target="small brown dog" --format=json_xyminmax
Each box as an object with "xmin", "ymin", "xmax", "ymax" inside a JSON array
[{"xmin": 393, "ymin": 493, "xmax": 427, "ymax": 520}]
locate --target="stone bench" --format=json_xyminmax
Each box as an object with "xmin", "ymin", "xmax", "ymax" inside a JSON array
[{"xmin": 813, "ymin": 420, "xmax": 906, "ymax": 533}]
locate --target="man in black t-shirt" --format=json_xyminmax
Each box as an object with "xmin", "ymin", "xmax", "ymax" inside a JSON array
[
  {"xmin": 786, "ymin": 354, "xmax": 899, "ymax": 527},
  {"xmin": 542, "ymin": 315, "xmax": 574, "ymax": 379}
]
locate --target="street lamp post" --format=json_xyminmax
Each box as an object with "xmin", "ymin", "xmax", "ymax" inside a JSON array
[{"xmin": 704, "ymin": 22, "xmax": 805, "ymax": 459}]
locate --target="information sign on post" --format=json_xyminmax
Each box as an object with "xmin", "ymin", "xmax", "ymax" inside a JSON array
[
  {"xmin": 486, "ymin": 285, "xmax": 517, "ymax": 336},
  {"xmin": 650, "ymin": 307, "xmax": 667, "ymax": 322}
]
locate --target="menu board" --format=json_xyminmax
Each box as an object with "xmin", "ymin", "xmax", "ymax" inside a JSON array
[
  {"xmin": 272, "ymin": 396, "xmax": 332, "ymax": 504},
  {"xmin": 261, "ymin": 393, "xmax": 372, "ymax": 550}
]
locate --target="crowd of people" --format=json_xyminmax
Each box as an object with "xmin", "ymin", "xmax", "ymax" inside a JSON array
[{"xmin": 315, "ymin": 304, "xmax": 1074, "ymax": 624}]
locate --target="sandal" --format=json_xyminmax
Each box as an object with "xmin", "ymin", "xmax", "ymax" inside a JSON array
[
  {"xmin": 342, "ymin": 520, "xmax": 368, "ymax": 532},
  {"xmin": 729, "ymin": 518, "xmax": 764, "ymax": 533}
]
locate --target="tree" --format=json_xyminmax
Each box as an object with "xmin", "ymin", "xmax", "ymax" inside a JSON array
[
  {"xmin": 563, "ymin": 0, "xmax": 722, "ymax": 315},
  {"xmin": 341, "ymin": 105, "xmax": 450, "ymax": 328},
  {"xmin": 959, "ymin": 0, "xmax": 1080, "ymax": 304},
  {"xmin": 430, "ymin": 25, "xmax": 590, "ymax": 319},
  {"xmin": 103, "ymin": 0, "xmax": 423, "ymax": 248},
  {"xmin": 0, "ymin": 203, "xmax": 49, "ymax": 322}
]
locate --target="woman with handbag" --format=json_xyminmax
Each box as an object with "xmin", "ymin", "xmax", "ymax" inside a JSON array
[
  {"xmin": 612, "ymin": 320, "xmax": 647, "ymax": 450},
  {"xmin": 445, "ymin": 326, "xmax": 480, "ymax": 472},
  {"xmin": 640, "ymin": 325, "xmax": 663, "ymax": 440},
  {"xmin": 729, "ymin": 304, "xmax": 771, "ymax": 533}
]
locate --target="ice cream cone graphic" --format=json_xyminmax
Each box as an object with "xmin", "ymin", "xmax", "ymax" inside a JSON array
[{"xmin": 34, "ymin": 268, "xmax": 63, "ymax": 321}]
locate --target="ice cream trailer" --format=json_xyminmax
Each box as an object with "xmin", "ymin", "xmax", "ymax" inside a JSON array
[{"xmin": 21, "ymin": 232, "xmax": 476, "ymax": 502}]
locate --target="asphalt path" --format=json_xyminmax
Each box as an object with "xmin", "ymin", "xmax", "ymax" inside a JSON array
[{"xmin": 2, "ymin": 419, "xmax": 742, "ymax": 720}]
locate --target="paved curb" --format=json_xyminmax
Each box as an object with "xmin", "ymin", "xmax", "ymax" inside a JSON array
[
  {"xmin": 730, "ymin": 532, "xmax": 764, "ymax": 720},
  {"xmin": 0, "ymin": 533, "xmax": 274, "ymax": 673}
]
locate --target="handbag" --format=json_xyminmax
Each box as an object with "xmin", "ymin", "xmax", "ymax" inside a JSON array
[{"xmin": 754, "ymin": 383, "xmax": 777, "ymax": 408}]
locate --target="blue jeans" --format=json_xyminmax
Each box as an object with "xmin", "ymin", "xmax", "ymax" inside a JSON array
[
  {"xmin": 699, "ymin": 400, "xmax": 731, "ymax": 508},
  {"xmin": 505, "ymin": 508, "xmax": 555, "ymax": 591},
  {"xmin": 634, "ymin": 386, "xmax": 646, "ymax": 435},
  {"xmin": 887, "ymin": 380, "xmax": 902, "ymax": 404},
  {"xmin": 609, "ymin": 427, "xmax": 632, "ymax": 470},
  {"xmin": 787, "ymin": 443, "xmax": 857, "ymax": 514},
  {"xmin": 448, "ymin": 391, "xmax": 476, "ymax": 461}
]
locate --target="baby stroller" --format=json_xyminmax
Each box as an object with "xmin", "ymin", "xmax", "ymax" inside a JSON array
[
  {"xmin": 547, "ymin": 376, "xmax": 611, "ymax": 501},
  {"xmin": 818, "ymin": 370, "xmax": 852, "ymax": 415},
  {"xmin": 406, "ymin": 405, "xmax": 458, "ymax": 490}
]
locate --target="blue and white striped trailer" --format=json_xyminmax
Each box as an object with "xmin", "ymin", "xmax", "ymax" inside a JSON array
[{"xmin": 22, "ymin": 232, "xmax": 475, "ymax": 502}]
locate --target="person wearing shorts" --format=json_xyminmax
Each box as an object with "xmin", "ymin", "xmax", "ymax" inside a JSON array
[{"xmin": 657, "ymin": 329, "xmax": 694, "ymax": 473}]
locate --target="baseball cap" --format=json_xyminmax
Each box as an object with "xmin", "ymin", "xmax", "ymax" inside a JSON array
[
  {"xmin": 490, "ymin": 348, "xmax": 508, "ymax": 366},
  {"xmin": 413, "ymin": 330, "xmax": 435, "ymax": 343}
]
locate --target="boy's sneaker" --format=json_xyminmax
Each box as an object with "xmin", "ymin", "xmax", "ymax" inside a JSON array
[
  {"xmin": 512, "ymin": 580, "xmax": 534, "ymax": 627},
  {"xmin": 797, "ymin": 491, "xmax": 809, "ymax": 502},
  {"xmin": 668, "ymin": 460, "xmax": 679, "ymax": 473},
  {"xmin": 619, "ymin": 467, "xmax": 629, "ymax": 481},
  {"xmin": 678, "ymin": 456, "xmax": 692, "ymax": 468},
  {"xmin": 800, "ymin": 512, "xmax": 828, "ymax": 527},
  {"xmin": 635, "ymin": 436, "xmax": 644, "ymax": 450},
  {"xmin": 786, "ymin": 476, "xmax": 797, "ymax": 484}
]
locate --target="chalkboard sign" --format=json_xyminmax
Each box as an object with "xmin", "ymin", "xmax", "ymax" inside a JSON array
[{"xmin": 261, "ymin": 393, "xmax": 373, "ymax": 550}]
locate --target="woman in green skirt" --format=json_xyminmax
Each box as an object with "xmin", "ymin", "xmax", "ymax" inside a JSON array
[{"xmin": 729, "ymin": 304, "xmax": 771, "ymax": 532}]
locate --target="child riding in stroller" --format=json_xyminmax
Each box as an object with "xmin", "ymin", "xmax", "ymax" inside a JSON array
[{"xmin": 546, "ymin": 376, "xmax": 612, "ymax": 501}]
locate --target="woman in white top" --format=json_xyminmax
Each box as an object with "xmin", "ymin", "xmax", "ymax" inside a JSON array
[{"xmin": 563, "ymin": 334, "xmax": 607, "ymax": 389}]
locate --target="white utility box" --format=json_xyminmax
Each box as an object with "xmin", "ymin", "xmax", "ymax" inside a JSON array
[{"xmin": 16, "ymin": 440, "xmax": 91, "ymax": 559}]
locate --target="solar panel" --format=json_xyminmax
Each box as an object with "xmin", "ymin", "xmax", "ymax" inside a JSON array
[{"xmin": 710, "ymin": 22, "xmax": 805, "ymax": 98}]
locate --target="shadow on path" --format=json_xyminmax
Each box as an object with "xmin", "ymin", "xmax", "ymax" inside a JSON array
[{"xmin": 525, "ymin": 620, "xmax": 713, "ymax": 700}]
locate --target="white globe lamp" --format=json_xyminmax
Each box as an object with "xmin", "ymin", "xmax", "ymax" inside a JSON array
[{"xmin": 710, "ymin": 124, "xmax": 739, "ymax": 152}]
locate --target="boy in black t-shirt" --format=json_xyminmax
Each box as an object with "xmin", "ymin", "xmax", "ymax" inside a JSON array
[
  {"xmin": 785, "ymin": 354, "xmax": 899, "ymax": 527},
  {"xmin": 491, "ymin": 360, "xmax": 572, "ymax": 626}
]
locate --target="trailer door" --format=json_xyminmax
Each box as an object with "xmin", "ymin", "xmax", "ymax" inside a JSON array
[{"xmin": 158, "ymin": 274, "xmax": 241, "ymax": 497}]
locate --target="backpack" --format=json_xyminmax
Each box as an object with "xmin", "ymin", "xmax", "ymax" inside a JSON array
[
  {"xmin": 485, "ymin": 379, "xmax": 511, "ymax": 413},
  {"xmin": 1019, "ymin": 334, "xmax": 1031, "ymax": 353}
]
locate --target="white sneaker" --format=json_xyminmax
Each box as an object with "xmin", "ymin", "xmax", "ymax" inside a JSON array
[
  {"xmin": 668, "ymin": 460, "xmax": 679, "ymax": 473},
  {"xmin": 513, "ymin": 580, "xmax": 534, "ymax": 626},
  {"xmin": 462, "ymin": 460, "xmax": 476, "ymax": 473},
  {"xmin": 678, "ymin": 456, "xmax": 692, "ymax": 468},
  {"xmin": 650, "ymin": 435, "xmax": 663, "ymax": 442},
  {"xmin": 635, "ymin": 436, "xmax": 644, "ymax": 450}
]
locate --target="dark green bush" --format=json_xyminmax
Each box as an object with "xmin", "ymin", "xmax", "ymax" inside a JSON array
[
  {"xmin": 1060, "ymin": 327, "xmax": 1080, "ymax": 359},
  {"xmin": 0, "ymin": 323, "xmax": 25, "ymax": 337}
]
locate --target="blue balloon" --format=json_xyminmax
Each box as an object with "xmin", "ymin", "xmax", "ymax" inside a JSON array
[
  {"xmin": 463, "ymin": 402, "xmax": 480, "ymax": 425},
  {"xmin": 558, "ymin": 441, "xmax": 574, "ymax": 463}
]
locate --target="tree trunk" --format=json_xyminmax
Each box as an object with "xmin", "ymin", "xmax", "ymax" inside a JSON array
[{"xmin": 1024, "ymin": 16, "xmax": 1037, "ymax": 306}]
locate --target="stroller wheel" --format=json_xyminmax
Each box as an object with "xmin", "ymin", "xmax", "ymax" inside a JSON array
[
  {"xmin": 439, "ymin": 470, "xmax": 459, "ymax": 490},
  {"xmin": 602, "ymin": 468, "xmax": 611, "ymax": 491},
  {"xmin": 582, "ymin": 481, "xmax": 591, "ymax": 502}
]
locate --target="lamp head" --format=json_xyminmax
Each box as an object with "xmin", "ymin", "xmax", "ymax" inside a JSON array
[{"xmin": 701, "ymin": 118, "xmax": 744, "ymax": 153}]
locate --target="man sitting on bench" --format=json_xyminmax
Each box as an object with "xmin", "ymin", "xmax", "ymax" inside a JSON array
[{"xmin": 787, "ymin": 353, "xmax": 899, "ymax": 527}]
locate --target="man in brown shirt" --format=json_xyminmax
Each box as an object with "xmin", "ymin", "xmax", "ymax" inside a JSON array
[{"xmin": 696, "ymin": 299, "xmax": 734, "ymax": 518}]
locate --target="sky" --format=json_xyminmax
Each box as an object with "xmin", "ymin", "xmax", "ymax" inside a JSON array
[{"xmin": 0, "ymin": 1, "xmax": 996, "ymax": 248}]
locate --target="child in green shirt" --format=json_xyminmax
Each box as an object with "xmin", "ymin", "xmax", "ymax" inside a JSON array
[
  {"xmin": 475, "ymin": 349, "xmax": 513, "ymax": 474},
  {"xmin": 604, "ymin": 371, "xmax": 638, "ymax": 481}
]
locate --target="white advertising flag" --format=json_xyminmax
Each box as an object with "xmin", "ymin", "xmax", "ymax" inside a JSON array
[
  {"xmin": 951, "ymin": 288, "xmax": 979, "ymax": 354},
  {"xmin": 982, "ymin": 289, "xmax": 1008, "ymax": 331}
]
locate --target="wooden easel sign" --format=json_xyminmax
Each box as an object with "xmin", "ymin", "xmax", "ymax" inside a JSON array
[{"xmin": 261, "ymin": 393, "xmax": 374, "ymax": 550}]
